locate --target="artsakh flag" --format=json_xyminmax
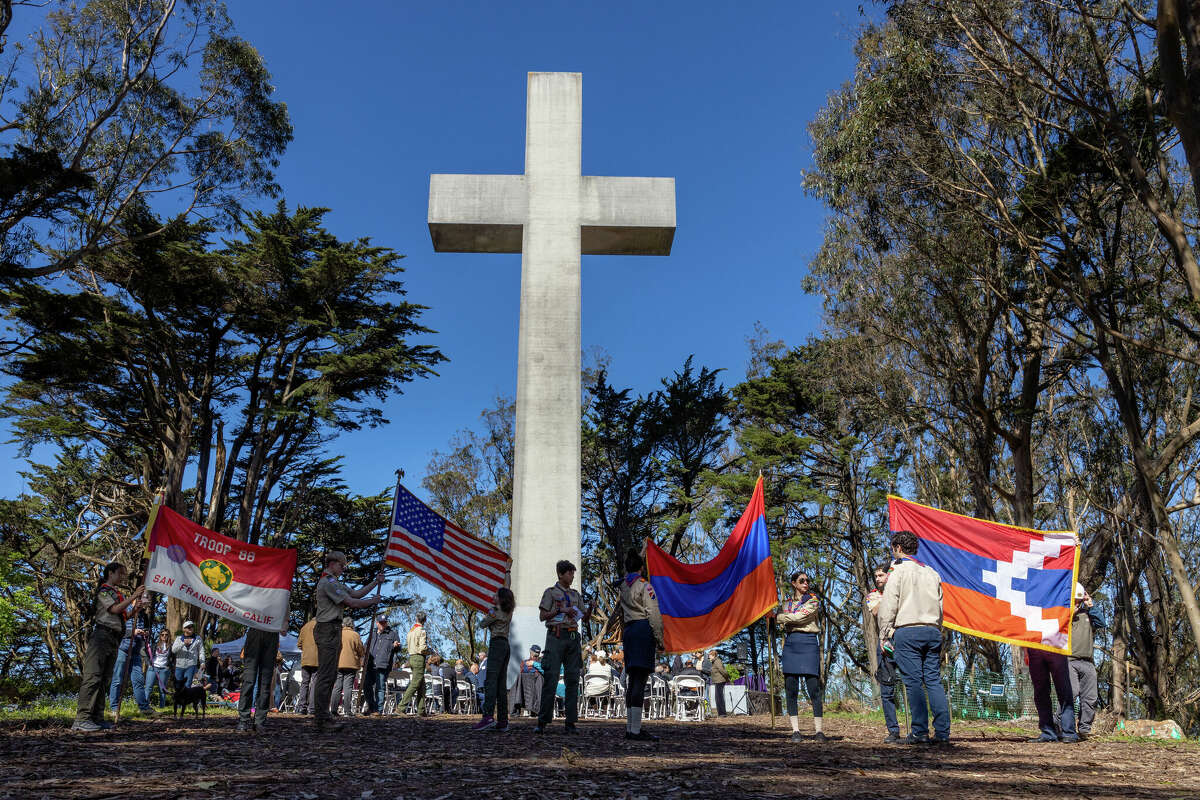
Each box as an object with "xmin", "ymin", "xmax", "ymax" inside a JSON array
[
  {"xmin": 888, "ymin": 496, "xmax": 1079, "ymax": 654},
  {"xmin": 646, "ymin": 476, "xmax": 778, "ymax": 654},
  {"xmin": 143, "ymin": 505, "xmax": 297, "ymax": 632}
]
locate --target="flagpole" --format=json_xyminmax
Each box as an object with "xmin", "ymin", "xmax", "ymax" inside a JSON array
[
  {"xmin": 114, "ymin": 492, "xmax": 163, "ymax": 726},
  {"xmin": 358, "ymin": 469, "xmax": 403, "ymax": 713}
]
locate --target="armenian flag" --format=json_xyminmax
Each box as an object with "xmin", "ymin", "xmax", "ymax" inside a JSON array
[
  {"xmin": 646, "ymin": 476, "xmax": 778, "ymax": 653},
  {"xmin": 888, "ymin": 496, "xmax": 1079, "ymax": 654}
]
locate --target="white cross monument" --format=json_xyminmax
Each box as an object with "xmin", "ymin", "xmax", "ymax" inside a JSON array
[{"xmin": 428, "ymin": 72, "xmax": 675, "ymax": 686}]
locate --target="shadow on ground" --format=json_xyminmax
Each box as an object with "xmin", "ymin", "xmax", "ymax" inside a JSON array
[{"xmin": 0, "ymin": 712, "xmax": 1195, "ymax": 799}]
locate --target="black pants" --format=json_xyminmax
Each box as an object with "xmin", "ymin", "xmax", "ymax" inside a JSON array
[
  {"xmin": 313, "ymin": 620, "xmax": 342, "ymax": 724},
  {"xmin": 238, "ymin": 627, "xmax": 279, "ymax": 725},
  {"xmin": 713, "ymin": 682, "xmax": 728, "ymax": 716},
  {"xmin": 626, "ymin": 667, "xmax": 650, "ymax": 707},
  {"xmin": 784, "ymin": 674, "xmax": 823, "ymax": 717}
]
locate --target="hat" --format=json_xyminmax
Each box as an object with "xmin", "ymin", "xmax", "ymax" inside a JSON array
[
  {"xmin": 530, "ymin": 645, "xmax": 542, "ymax": 654},
  {"xmin": 1075, "ymin": 582, "xmax": 1086, "ymax": 600},
  {"xmin": 325, "ymin": 551, "xmax": 348, "ymax": 565},
  {"xmin": 342, "ymin": 616, "xmax": 355, "ymax": 627},
  {"xmin": 182, "ymin": 620, "xmax": 195, "ymax": 629},
  {"xmin": 596, "ymin": 650, "xmax": 607, "ymax": 659}
]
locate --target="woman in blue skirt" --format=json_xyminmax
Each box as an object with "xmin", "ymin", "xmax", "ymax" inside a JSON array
[
  {"xmin": 775, "ymin": 571, "xmax": 825, "ymax": 742},
  {"xmin": 620, "ymin": 548, "xmax": 664, "ymax": 741}
]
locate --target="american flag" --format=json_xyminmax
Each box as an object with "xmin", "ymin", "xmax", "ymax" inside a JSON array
[{"xmin": 385, "ymin": 483, "xmax": 510, "ymax": 611}]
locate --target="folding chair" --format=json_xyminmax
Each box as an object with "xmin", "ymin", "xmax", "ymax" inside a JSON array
[
  {"xmin": 581, "ymin": 674, "xmax": 612, "ymax": 718},
  {"xmin": 672, "ymin": 676, "xmax": 706, "ymax": 721},
  {"xmin": 455, "ymin": 680, "xmax": 477, "ymax": 714}
]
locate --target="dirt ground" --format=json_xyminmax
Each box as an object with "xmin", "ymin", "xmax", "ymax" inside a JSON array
[{"xmin": 0, "ymin": 711, "xmax": 1196, "ymax": 800}]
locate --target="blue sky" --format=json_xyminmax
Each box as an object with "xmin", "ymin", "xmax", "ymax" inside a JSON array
[{"xmin": 3, "ymin": 1, "xmax": 865, "ymax": 503}]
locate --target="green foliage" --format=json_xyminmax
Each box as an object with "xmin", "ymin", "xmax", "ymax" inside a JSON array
[{"xmin": 0, "ymin": 0, "xmax": 293, "ymax": 279}]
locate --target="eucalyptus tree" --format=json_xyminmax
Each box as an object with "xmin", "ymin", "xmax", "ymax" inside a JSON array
[{"xmin": 0, "ymin": 0, "xmax": 291, "ymax": 282}]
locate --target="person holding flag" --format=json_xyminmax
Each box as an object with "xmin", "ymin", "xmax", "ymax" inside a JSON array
[
  {"xmin": 311, "ymin": 551, "xmax": 385, "ymax": 733},
  {"xmin": 72, "ymin": 563, "xmax": 146, "ymax": 732}
]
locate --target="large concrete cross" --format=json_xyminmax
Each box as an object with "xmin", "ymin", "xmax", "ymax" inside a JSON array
[{"xmin": 428, "ymin": 72, "xmax": 675, "ymax": 679}]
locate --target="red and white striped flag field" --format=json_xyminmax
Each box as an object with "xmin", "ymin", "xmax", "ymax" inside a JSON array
[{"xmin": 384, "ymin": 483, "xmax": 510, "ymax": 611}]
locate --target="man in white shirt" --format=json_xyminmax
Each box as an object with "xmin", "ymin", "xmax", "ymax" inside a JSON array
[{"xmin": 877, "ymin": 530, "xmax": 950, "ymax": 745}]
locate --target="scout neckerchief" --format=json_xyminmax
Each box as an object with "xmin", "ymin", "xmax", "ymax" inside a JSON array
[{"xmin": 99, "ymin": 582, "xmax": 128, "ymax": 619}]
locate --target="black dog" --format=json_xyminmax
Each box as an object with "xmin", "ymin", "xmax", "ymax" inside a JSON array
[{"xmin": 174, "ymin": 685, "xmax": 207, "ymax": 718}]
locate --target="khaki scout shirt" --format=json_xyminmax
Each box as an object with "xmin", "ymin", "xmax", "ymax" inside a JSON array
[
  {"xmin": 540, "ymin": 583, "xmax": 585, "ymax": 632},
  {"xmin": 94, "ymin": 585, "xmax": 126, "ymax": 632},
  {"xmin": 406, "ymin": 622, "xmax": 429, "ymax": 656},
  {"xmin": 877, "ymin": 557, "xmax": 943, "ymax": 641},
  {"xmin": 776, "ymin": 595, "xmax": 820, "ymax": 634},
  {"xmin": 314, "ymin": 574, "xmax": 349, "ymax": 623},
  {"xmin": 479, "ymin": 606, "xmax": 512, "ymax": 639},
  {"xmin": 619, "ymin": 574, "xmax": 663, "ymax": 645},
  {"xmin": 298, "ymin": 619, "xmax": 319, "ymax": 668}
]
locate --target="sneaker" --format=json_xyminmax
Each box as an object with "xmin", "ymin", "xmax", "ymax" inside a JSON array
[
  {"xmin": 494, "ymin": 720, "xmax": 510, "ymax": 732},
  {"xmin": 139, "ymin": 707, "xmax": 158, "ymax": 716},
  {"xmin": 883, "ymin": 733, "xmax": 901, "ymax": 744},
  {"xmin": 929, "ymin": 738, "xmax": 952, "ymax": 747},
  {"xmin": 813, "ymin": 732, "xmax": 827, "ymax": 742},
  {"xmin": 71, "ymin": 719, "xmax": 102, "ymax": 733},
  {"xmin": 790, "ymin": 731, "xmax": 803, "ymax": 742},
  {"xmin": 1029, "ymin": 734, "xmax": 1059, "ymax": 743},
  {"xmin": 1060, "ymin": 735, "xmax": 1079, "ymax": 743},
  {"xmin": 625, "ymin": 729, "xmax": 659, "ymax": 742},
  {"xmin": 564, "ymin": 724, "xmax": 579, "ymax": 735},
  {"xmin": 904, "ymin": 734, "xmax": 931, "ymax": 745},
  {"xmin": 472, "ymin": 716, "xmax": 496, "ymax": 732},
  {"xmin": 94, "ymin": 720, "xmax": 114, "ymax": 730}
]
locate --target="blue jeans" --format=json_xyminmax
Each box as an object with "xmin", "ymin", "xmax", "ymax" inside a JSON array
[
  {"xmin": 175, "ymin": 665, "xmax": 197, "ymax": 690},
  {"xmin": 1028, "ymin": 649, "xmax": 1077, "ymax": 741},
  {"xmin": 108, "ymin": 646, "xmax": 151, "ymax": 711},
  {"xmin": 892, "ymin": 626, "xmax": 951, "ymax": 741},
  {"xmin": 368, "ymin": 667, "xmax": 389, "ymax": 712},
  {"xmin": 146, "ymin": 665, "xmax": 170, "ymax": 707},
  {"xmin": 878, "ymin": 646, "xmax": 900, "ymax": 736}
]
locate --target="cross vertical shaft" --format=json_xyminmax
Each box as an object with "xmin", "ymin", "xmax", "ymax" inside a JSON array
[{"xmin": 510, "ymin": 73, "xmax": 583, "ymax": 611}]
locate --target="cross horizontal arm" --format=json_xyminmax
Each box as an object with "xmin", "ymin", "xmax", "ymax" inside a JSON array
[
  {"xmin": 428, "ymin": 174, "xmax": 527, "ymax": 253},
  {"xmin": 580, "ymin": 176, "xmax": 675, "ymax": 255}
]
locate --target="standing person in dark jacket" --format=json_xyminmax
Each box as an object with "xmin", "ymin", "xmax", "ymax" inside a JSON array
[
  {"xmin": 205, "ymin": 649, "xmax": 221, "ymax": 693},
  {"xmin": 363, "ymin": 617, "xmax": 401, "ymax": 715},
  {"xmin": 237, "ymin": 624, "xmax": 281, "ymax": 733},
  {"xmin": 72, "ymin": 563, "xmax": 146, "ymax": 732},
  {"xmin": 1069, "ymin": 583, "xmax": 1100, "ymax": 738}
]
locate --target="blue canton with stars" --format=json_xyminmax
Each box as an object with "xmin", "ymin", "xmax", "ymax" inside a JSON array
[{"xmin": 394, "ymin": 485, "xmax": 445, "ymax": 551}]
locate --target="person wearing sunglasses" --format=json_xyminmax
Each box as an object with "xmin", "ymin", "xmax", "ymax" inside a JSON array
[{"xmin": 775, "ymin": 571, "xmax": 826, "ymax": 742}]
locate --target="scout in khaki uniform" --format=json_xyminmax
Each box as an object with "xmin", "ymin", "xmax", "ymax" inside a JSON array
[
  {"xmin": 619, "ymin": 548, "xmax": 663, "ymax": 741},
  {"xmin": 311, "ymin": 551, "xmax": 384, "ymax": 733},
  {"xmin": 471, "ymin": 587, "xmax": 515, "ymax": 731},
  {"xmin": 73, "ymin": 562, "xmax": 145, "ymax": 732},
  {"xmin": 398, "ymin": 611, "xmax": 433, "ymax": 713},
  {"xmin": 535, "ymin": 559, "xmax": 591, "ymax": 734},
  {"xmin": 775, "ymin": 570, "xmax": 826, "ymax": 742}
]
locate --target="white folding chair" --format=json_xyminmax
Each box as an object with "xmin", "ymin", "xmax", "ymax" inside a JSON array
[
  {"xmin": 455, "ymin": 680, "xmax": 476, "ymax": 714},
  {"xmin": 581, "ymin": 674, "xmax": 612, "ymax": 718},
  {"xmin": 425, "ymin": 675, "xmax": 444, "ymax": 714},
  {"xmin": 672, "ymin": 676, "xmax": 706, "ymax": 721}
]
